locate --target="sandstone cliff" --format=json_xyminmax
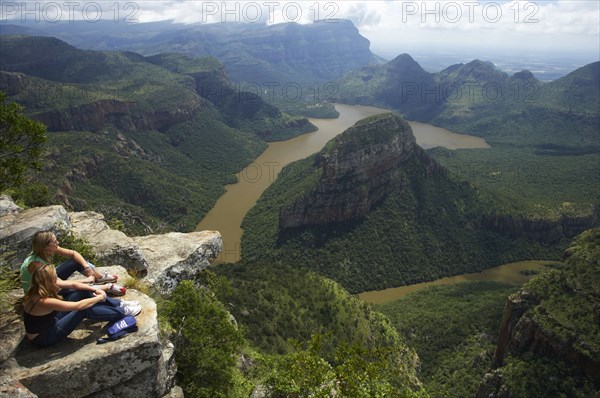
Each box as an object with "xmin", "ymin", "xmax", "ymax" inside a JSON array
[
  {"xmin": 476, "ymin": 228, "xmax": 600, "ymax": 397},
  {"xmin": 279, "ymin": 113, "xmax": 427, "ymax": 229},
  {"xmin": 480, "ymin": 212, "xmax": 597, "ymax": 243},
  {"xmin": 0, "ymin": 196, "xmax": 223, "ymax": 397}
]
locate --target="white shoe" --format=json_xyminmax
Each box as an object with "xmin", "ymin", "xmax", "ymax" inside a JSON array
[
  {"xmin": 119, "ymin": 300, "xmax": 139, "ymax": 308},
  {"xmin": 122, "ymin": 303, "xmax": 142, "ymax": 317}
]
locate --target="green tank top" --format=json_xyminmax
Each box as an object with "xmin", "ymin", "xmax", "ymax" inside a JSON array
[{"xmin": 20, "ymin": 254, "xmax": 48, "ymax": 293}]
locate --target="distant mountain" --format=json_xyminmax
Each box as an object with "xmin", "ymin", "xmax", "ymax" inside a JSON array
[
  {"xmin": 1, "ymin": 20, "xmax": 383, "ymax": 85},
  {"xmin": 240, "ymin": 113, "xmax": 579, "ymax": 293},
  {"xmin": 336, "ymin": 56, "xmax": 600, "ymax": 220},
  {"xmin": 0, "ymin": 35, "xmax": 315, "ymax": 233}
]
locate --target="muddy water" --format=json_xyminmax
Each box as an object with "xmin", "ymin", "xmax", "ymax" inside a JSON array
[
  {"xmin": 358, "ymin": 260, "xmax": 559, "ymax": 305},
  {"xmin": 196, "ymin": 104, "xmax": 489, "ymax": 263}
]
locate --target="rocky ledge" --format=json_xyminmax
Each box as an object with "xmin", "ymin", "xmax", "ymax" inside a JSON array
[
  {"xmin": 0, "ymin": 196, "xmax": 222, "ymax": 397},
  {"xmin": 1, "ymin": 289, "xmax": 175, "ymax": 398}
]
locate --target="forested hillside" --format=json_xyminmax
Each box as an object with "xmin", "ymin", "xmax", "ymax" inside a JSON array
[
  {"xmin": 0, "ymin": 35, "xmax": 314, "ymax": 234},
  {"xmin": 241, "ymin": 113, "xmax": 568, "ymax": 293},
  {"xmin": 335, "ymin": 56, "xmax": 600, "ymax": 220}
]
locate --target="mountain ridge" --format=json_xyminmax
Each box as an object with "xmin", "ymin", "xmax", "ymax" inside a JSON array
[{"xmin": 0, "ymin": 35, "xmax": 315, "ymax": 233}]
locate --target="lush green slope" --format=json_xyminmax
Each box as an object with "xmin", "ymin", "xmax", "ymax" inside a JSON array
[
  {"xmin": 1, "ymin": 35, "xmax": 315, "ymax": 233},
  {"xmin": 215, "ymin": 262, "xmax": 403, "ymax": 356},
  {"xmin": 377, "ymin": 281, "xmax": 518, "ymax": 398},
  {"xmin": 212, "ymin": 263, "xmax": 425, "ymax": 396},
  {"xmin": 335, "ymin": 57, "xmax": 600, "ymax": 220},
  {"xmin": 241, "ymin": 115, "xmax": 563, "ymax": 293},
  {"xmin": 476, "ymin": 228, "xmax": 600, "ymax": 397}
]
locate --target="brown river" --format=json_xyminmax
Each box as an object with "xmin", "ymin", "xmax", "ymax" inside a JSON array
[
  {"xmin": 195, "ymin": 103, "xmax": 553, "ymax": 303},
  {"xmin": 359, "ymin": 260, "xmax": 559, "ymax": 304},
  {"xmin": 197, "ymin": 103, "xmax": 490, "ymax": 263}
]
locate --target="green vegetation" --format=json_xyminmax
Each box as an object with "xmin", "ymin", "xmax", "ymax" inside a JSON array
[
  {"xmin": 214, "ymin": 263, "xmax": 402, "ymax": 356},
  {"xmin": 0, "ymin": 35, "xmax": 320, "ymax": 233},
  {"xmin": 0, "ymin": 264, "xmax": 19, "ymax": 312},
  {"xmin": 430, "ymin": 146, "xmax": 599, "ymax": 218},
  {"xmin": 497, "ymin": 356, "xmax": 596, "ymax": 398},
  {"xmin": 377, "ymin": 281, "xmax": 518, "ymax": 397},
  {"xmin": 260, "ymin": 335, "xmax": 427, "ymax": 398},
  {"xmin": 520, "ymin": 228, "xmax": 600, "ymax": 363},
  {"xmin": 241, "ymin": 143, "xmax": 563, "ymax": 293},
  {"xmin": 0, "ymin": 91, "xmax": 47, "ymax": 192},
  {"xmin": 160, "ymin": 280, "xmax": 248, "ymax": 398},
  {"xmin": 481, "ymin": 228, "xmax": 600, "ymax": 396},
  {"xmin": 52, "ymin": 228, "xmax": 99, "ymax": 267},
  {"xmin": 212, "ymin": 263, "xmax": 425, "ymax": 396},
  {"xmin": 335, "ymin": 58, "xmax": 600, "ymax": 220}
]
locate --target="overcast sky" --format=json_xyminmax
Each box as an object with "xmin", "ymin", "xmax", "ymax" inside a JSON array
[{"xmin": 2, "ymin": 1, "xmax": 599, "ymax": 61}]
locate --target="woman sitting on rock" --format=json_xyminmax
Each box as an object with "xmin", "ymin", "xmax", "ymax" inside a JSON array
[
  {"xmin": 23, "ymin": 263, "xmax": 139, "ymax": 347},
  {"xmin": 20, "ymin": 230, "xmax": 125, "ymax": 296}
]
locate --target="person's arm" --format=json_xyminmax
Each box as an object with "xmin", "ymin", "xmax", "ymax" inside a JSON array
[
  {"xmin": 40, "ymin": 290, "xmax": 107, "ymax": 312},
  {"xmin": 56, "ymin": 278, "xmax": 98, "ymax": 292}
]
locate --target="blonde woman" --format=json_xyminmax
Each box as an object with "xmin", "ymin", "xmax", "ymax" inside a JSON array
[
  {"xmin": 20, "ymin": 230, "xmax": 125, "ymax": 296},
  {"xmin": 23, "ymin": 263, "xmax": 138, "ymax": 347}
]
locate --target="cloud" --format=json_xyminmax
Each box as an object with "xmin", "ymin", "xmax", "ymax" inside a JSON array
[{"xmin": 1, "ymin": 0, "xmax": 597, "ymax": 56}]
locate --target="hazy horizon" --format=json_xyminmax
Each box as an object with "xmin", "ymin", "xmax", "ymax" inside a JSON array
[{"xmin": 2, "ymin": 0, "xmax": 599, "ymax": 81}]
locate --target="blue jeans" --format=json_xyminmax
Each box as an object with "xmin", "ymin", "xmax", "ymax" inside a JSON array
[
  {"xmin": 56, "ymin": 259, "xmax": 95, "ymax": 281},
  {"xmin": 31, "ymin": 290, "xmax": 125, "ymax": 348}
]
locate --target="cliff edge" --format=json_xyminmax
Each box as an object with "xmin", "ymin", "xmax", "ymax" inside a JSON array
[
  {"xmin": 0, "ymin": 196, "xmax": 222, "ymax": 397},
  {"xmin": 476, "ymin": 228, "xmax": 600, "ymax": 397}
]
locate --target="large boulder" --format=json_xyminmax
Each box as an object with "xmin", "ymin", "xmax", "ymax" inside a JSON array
[
  {"xmin": 0, "ymin": 205, "xmax": 71, "ymax": 270},
  {"xmin": 133, "ymin": 231, "xmax": 222, "ymax": 294},
  {"xmin": 69, "ymin": 212, "xmax": 148, "ymax": 274},
  {"xmin": 0, "ymin": 195, "xmax": 21, "ymax": 217},
  {"xmin": 0, "ymin": 289, "xmax": 176, "ymax": 398}
]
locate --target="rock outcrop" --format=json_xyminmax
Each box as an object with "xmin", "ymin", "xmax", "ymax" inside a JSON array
[
  {"xmin": 70, "ymin": 212, "xmax": 148, "ymax": 274},
  {"xmin": 480, "ymin": 211, "xmax": 597, "ymax": 242},
  {"xmin": 1, "ymin": 289, "xmax": 174, "ymax": 398},
  {"xmin": 476, "ymin": 228, "xmax": 600, "ymax": 396},
  {"xmin": 0, "ymin": 200, "xmax": 221, "ymax": 294},
  {"xmin": 133, "ymin": 231, "xmax": 222, "ymax": 295},
  {"xmin": 279, "ymin": 113, "xmax": 419, "ymax": 229},
  {"xmin": 0, "ymin": 196, "xmax": 224, "ymax": 397},
  {"xmin": 32, "ymin": 95, "xmax": 204, "ymax": 133},
  {"xmin": 0, "ymin": 205, "xmax": 71, "ymax": 269}
]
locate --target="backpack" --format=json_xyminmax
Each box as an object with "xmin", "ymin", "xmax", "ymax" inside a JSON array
[{"xmin": 97, "ymin": 315, "xmax": 138, "ymax": 344}]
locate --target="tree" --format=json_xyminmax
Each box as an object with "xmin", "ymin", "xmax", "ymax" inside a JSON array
[
  {"xmin": 0, "ymin": 91, "xmax": 47, "ymax": 191},
  {"xmin": 161, "ymin": 280, "xmax": 245, "ymax": 398}
]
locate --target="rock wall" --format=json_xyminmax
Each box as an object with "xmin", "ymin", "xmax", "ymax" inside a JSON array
[
  {"xmin": 480, "ymin": 212, "xmax": 597, "ymax": 242},
  {"xmin": 476, "ymin": 228, "xmax": 600, "ymax": 397},
  {"xmin": 279, "ymin": 113, "xmax": 417, "ymax": 229},
  {"xmin": 1, "ymin": 290, "xmax": 174, "ymax": 398},
  {"xmin": 32, "ymin": 95, "xmax": 204, "ymax": 133}
]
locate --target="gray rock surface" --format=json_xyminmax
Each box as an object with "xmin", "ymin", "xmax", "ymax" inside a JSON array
[
  {"xmin": 0, "ymin": 205, "xmax": 71, "ymax": 270},
  {"xmin": 134, "ymin": 230, "xmax": 222, "ymax": 294},
  {"xmin": 0, "ymin": 195, "xmax": 21, "ymax": 217},
  {"xmin": 1, "ymin": 289, "xmax": 171, "ymax": 398},
  {"xmin": 70, "ymin": 212, "xmax": 148, "ymax": 273}
]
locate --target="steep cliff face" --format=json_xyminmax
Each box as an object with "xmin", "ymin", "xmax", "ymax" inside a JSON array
[
  {"xmin": 477, "ymin": 228, "xmax": 600, "ymax": 396},
  {"xmin": 279, "ymin": 113, "xmax": 419, "ymax": 229},
  {"xmin": 32, "ymin": 95, "xmax": 205, "ymax": 133},
  {"xmin": 239, "ymin": 20, "xmax": 377, "ymax": 81},
  {"xmin": 480, "ymin": 211, "xmax": 597, "ymax": 242}
]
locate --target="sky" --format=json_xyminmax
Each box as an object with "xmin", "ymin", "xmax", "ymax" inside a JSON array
[{"xmin": 2, "ymin": 1, "xmax": 599, "ymax": 69}]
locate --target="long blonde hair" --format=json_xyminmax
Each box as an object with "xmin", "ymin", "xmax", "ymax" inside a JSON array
[
  {"xmin": 31, "ymin": 230, "xmax": 55, "ymax": 262},
  {"xmin": 24, "ymin": 263, "xmax": 60, "ymax": 304}
]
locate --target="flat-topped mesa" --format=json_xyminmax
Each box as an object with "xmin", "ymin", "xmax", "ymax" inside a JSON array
[{"xmin": 279, "ymin": 113, "xmax": 417, "ymax": 229}]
